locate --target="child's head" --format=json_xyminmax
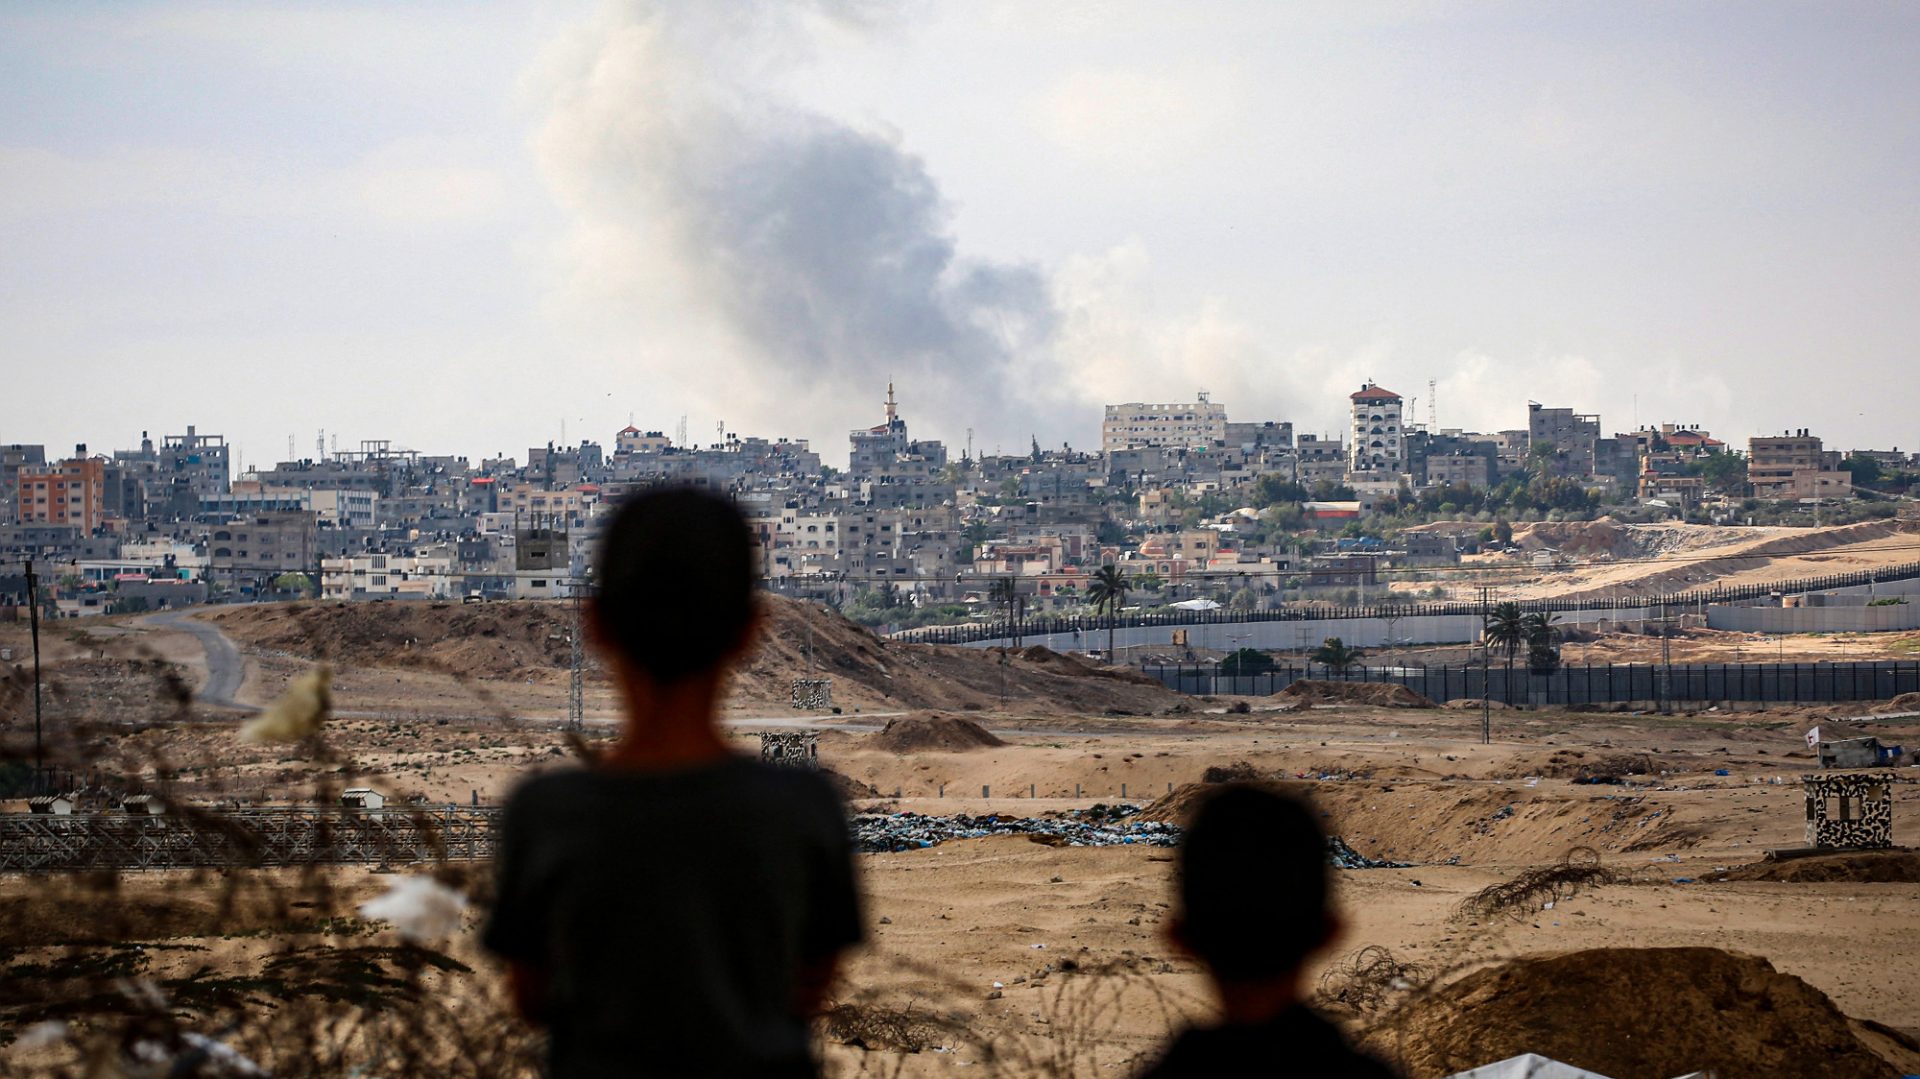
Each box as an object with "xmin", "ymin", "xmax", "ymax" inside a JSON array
[
  {"xmin": 1174, "ymin": 785, "xmax": 1336, "ymax": 985},
  {"xmin": 591, "ymin": 487, "xmax": 757, "ymax": 685}
]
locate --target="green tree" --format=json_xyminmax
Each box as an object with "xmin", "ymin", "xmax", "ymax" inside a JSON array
[
  {"xmin": 1086, "ymin": 564, "xmax": 1132, "ymax": 661},
  {"xmin": 1220, "ymin": 648, "xmax": 1277, "ymax": 676},
  {"xmin": 273, "ymin": 572, "xmax": 313, "ymax": 595},
  {"xmin": 1484, "ymin": 602, "xmax": 1527, "ymax": 702},
  {"xmin": 1695, "ymin": 450, "xmax": 1749, "ymax": 494},
  {"xmin": 1493, "ymin": 518, "xmax": 1514, "ymax": 546},
  {"xmin": 1253, "ymin": 474, "xmax": 1309, "ymax": 507},
  {"xmin": 1135, "ymin": 570, "xmax": 1163, "ymax": 594},
  {"xmin": 1842, "ymin": 455, "xmax": 1884, "ymax": 489},
  {"xmin": 1310, "ymin": 637, "xmax": 1364, "ymax": 677},
  {"xmin": 1228, "ymin": 586, "xmax": 1259, "ymax": 610}
]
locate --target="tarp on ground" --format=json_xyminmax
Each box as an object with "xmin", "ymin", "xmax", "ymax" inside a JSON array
[
  {"xmin": 1444, "ymin": 1055, "xmax": 1615, "ymax": 1079},
  {"xmin": 1169, "ymin": 598, "xmax": 1221, "ymax": 611},
  {"xmin": 1442, "ymin": 1055, "xmax": 1709, "ymax": 1079}
]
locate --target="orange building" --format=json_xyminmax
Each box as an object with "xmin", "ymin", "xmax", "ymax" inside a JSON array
[{"xmin": 17, "ymin": 452, "xmax": 108, "ymax": 532}]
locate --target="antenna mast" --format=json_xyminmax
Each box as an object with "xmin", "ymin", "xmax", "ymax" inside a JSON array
[{"xmin": 1428, "ymin": 379, "xmax": 1438, "ymax": 430}]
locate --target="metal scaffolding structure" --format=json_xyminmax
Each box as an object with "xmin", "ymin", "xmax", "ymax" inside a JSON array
[{"xmin": 0, "ymin": 807, "xmax": 499, "ymax": 873}]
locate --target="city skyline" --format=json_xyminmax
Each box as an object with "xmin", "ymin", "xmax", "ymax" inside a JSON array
[{"xmin": 4, "ymin": 3, "xmax": 1916, "ymax": 464}]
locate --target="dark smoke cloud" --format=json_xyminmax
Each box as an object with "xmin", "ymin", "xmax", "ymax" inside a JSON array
[{"xmin": 538, "ymin": 1, "xmax": 1068, "ymax": 452}]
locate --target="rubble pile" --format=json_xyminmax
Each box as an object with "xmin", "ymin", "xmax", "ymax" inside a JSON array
[
  {"xmin": 852, "ymin": 806, "xmax": 1406, "ymax": 868},
  {"xmin": 852, "ymin": 807, "xmax": 1179, "ymax": 852}
]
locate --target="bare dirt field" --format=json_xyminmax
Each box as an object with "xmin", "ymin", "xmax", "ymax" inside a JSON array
[
  {"xmin": 5, "ymin": 597, "xmax": 1920, "ymax": 1077},
  {"xmin": 1392, "ymin": 518, "xmax": 1920, "ymax": 602}
]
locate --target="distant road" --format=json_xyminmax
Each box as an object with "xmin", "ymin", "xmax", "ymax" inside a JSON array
[{"xmin": 145, "ymin": 609, "xmax": 252, "ymax": 712}]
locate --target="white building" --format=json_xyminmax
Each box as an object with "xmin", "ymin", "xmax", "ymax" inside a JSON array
[
  {"xmin": 1102, "ymin": 399, "xmax": 1228, "ymax": 452},
  {"xmin": 1348, "ymin": 383, "xmax": 1405, "ymax": 474},
  {"xmin": 321, "ymin": 553, "xmax": 455, "ymax": 600}
]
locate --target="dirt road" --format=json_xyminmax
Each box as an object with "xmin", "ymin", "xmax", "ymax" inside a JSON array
[{"xmin": 144, "ymin": 609, "xmax": 251, "ymax": 711}]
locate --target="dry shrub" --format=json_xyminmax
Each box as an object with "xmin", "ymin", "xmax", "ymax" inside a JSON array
[
  {"xmin": 819, "ymin": 1002, "xmax": 958, "ymax": 1054},
  {"xmin": 1456, "ymin": 847, "xmax": 1628, "ymax": 922},
  {"xmin": 1315, "ymin": 945, "xmax": 1433, "ymax": 1016}
]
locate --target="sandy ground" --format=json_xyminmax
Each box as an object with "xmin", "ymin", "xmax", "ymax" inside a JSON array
[
  {"xmin": 1389, "ymin": 519, "xmax": 1920, "ymax": 602},
  {"xmin": 7, "ymin": 597, "xmax": 1920, "ymax": 1077}
]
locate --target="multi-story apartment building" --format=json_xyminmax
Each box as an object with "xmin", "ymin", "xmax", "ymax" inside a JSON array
[
  {"xmin": 206, "ymin": 511, "xmax": 319, "ymax": 594},
  {"xmin": 1749, "ymin": 430, "xmax": 1852, "ymax": 499},
  {"xmin": 1, "ymin": 444, "xmax": 47, "ymax": 521},
  {"xmin": 1224, "ymin": 421, "xmax": 1293, "ymax": 453},
  {"xmin": 1102, "ymin": 399, "xmax": 1228, "ymax": 452},
  {"xmin": 1527, "ymin": 403, "xmax": 1601, "ymax": 476},
  {"xmin": 1348, "ymin": 384, "xmax": 1405, "ymax": 474},
  {"xmin": 17, "ymin": 450, "xmax": 108, "ymax": 533},
  {"xmin": 161, "ymin": 427, "xmax": 231, "ymax": 499}
]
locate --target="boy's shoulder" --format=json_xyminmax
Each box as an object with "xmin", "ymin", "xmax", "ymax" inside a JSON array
[{"xmin": 505, "ymin": 756, "xmax": 843, "ymax": 816}]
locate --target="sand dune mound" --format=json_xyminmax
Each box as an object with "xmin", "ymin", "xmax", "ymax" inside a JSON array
[
  {"xmin": 1365, "ymin": 947, "xmax": 1913, "ymax": 1079},
  {"xmin": 736, "ymin": 596, "xmax": 1186, "ymax": 714},
  {"xmin": 208, "ymin": 601, "xmax": 571, "ymax": 678},
  {"xmin": 1876, "ymin": 691, "xmax": 1920, "ymax": 713},
  {"xmin": 1442, "ymin": 698, "xmax": 1512, "ymax": 711},
  {"xmin": 1717, "ymin": 849, "xmax": 1920, "ymax": 884},
  {"xmin": 1275, "ymin": 680, "xmax": 1435, "ymax": 708},
  {"xmin": 865, "ymin": 714, "xmax": 1007, "ymax": 753},
  {"xmin": 209, "ymin": 595, "xmax": 1190, "ymax": 715}
]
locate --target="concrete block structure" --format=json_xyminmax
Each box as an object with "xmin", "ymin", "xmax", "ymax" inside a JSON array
[
  {"xmin": 759, "ymin": 731, "xmax": 821, "ymax": 768},
  {"xmin": 1803, "ymin": 773, "xmax": 1893, "ymax": 849}
]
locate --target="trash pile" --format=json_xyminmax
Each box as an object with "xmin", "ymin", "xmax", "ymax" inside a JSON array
[
  {"xmin": 851, "ymin": 805, "xmax": 1179, "ymax": 852},
  {"xmin": 852, "ymin": 805, "xmax": 1407, "ymax": 869}
]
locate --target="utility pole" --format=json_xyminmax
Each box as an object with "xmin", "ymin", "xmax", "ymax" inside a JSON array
[
  {"xmin": 1479, "ymin": 583, "xmax": 1492, "ymax": 745},
  {"xmin": 1659, "ymin": 596, "xmax": 1673, "ymax": 715},
  {"xmin": 567, "ymin": 574, "xmax": 587, "ymax": 732},
  {"xmin": 26, "ymin": 559, "xmax": 45, "ymax": 791}
]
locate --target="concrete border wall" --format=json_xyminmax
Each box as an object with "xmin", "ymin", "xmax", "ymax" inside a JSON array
[{"xmin": 1707, "ymin": 602, "xmax": 1920, "ymax": 634}]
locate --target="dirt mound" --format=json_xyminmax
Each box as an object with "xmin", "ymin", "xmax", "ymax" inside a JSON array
[
  {"xmin": 822, "ymin": 769, "xmax": 881, "ymax": 800},
  {"xmin": 208, "ymin": 601, "xmax": 572, "ymax": 679},
  {"xmin": 735, "ymin": 596, "xmax": 1187, "ymax": 714},
  {"xmin": 1717, "ymin": 849, "xmax": 1920, "ymax": 884},
  {"xmin": 1364, "ymin": 947, "xmax": 1910, "ymax": 1079},
  {"xmin": 865, "ymin": 714, "xmax": 1007, "ymax": 753},
  {"xmin": 211, "ymin": 595, "xmax": 1189, "ymax": 716},
  {"xmin": 1877, "ymin": 691, "xmax": 1920, "ymax": 713},
  {"xmin": 1496, "ymin": 750, "xmax": 1657, "ymax": 781},
  {"xmin": 1442, "ymin": 698, "xmax": 1511, "ymax": 711},
  {"xmin": 1274, "ymin": 680, "xmax": 1435, "ymax": 708}
]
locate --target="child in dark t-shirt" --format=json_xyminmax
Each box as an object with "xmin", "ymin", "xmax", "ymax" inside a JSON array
[{"xmin": 484, "ymin": 489, "xmax": 862, "ymax": 1078}]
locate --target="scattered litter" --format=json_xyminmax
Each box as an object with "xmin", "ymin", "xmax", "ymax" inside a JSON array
[
  {"xmin": 852, "ymin": 806, "xmax": 1406, "ymax": 867},
  {"xmin": 14, "ymin": 1021, "xmax": 69, "ymax": 1051},
  {"xmin": 358, "ymin": 875, "xmax": 468, "ymax": 943},
  {"xmin": 1673, "ymin": 877, "xmax": 1696, "ymax": 884}
]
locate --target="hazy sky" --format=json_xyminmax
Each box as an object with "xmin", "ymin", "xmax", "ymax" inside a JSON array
[{"xmin": 4, "ymin": 1, "xmax": 1916, "ymax": 469}]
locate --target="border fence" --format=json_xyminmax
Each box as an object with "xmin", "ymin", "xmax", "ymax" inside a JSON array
[
  {"xmin": 902, "ymin": 559, "xmax": 1920, "ymax": 647},
  {"xmin": 1140, "ymin": 659, "xmax": 1920, "ymax": 707},
  {"xmin": 0, "ymin": 806, "xmax": 498, "ymax": 873}
]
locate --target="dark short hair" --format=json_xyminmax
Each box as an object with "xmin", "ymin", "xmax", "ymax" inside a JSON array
[
  {"xmin": 592, "ymin": 487, "xmax": 757, "ymax": 683},
  {"xmin": 1178, "ymin": 785, "xmax": 1331, "ymax": 982}
]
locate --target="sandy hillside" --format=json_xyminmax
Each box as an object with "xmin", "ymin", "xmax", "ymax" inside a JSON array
[{"xmin": 202, "ymin": 596, "xmax": 1188, "ymax": 719}]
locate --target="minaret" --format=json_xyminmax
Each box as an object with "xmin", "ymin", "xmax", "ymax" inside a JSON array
[{"xmin": 885, "ymin": 382, "xmax": 898, "ymax": 428}]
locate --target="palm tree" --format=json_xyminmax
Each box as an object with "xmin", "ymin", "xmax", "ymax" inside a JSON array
[
  {"xmin": 1086, "ymin": 564, "xmax": 1132, "ymax": 661},
  {"xmin": 987, "ymin": 577, "xmax": 1024, "ymax": 646},
  {"xmin": 1524, "ymin": 612, "xmax": 1561, "ymax": 674},
  {"xmin": 1484, "ymin": 601, "xmax": 1527, "ymax": 703},
  {"xmin": 1310, "ymin": 637, "xmax": 1364, "ymax": 678}
]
